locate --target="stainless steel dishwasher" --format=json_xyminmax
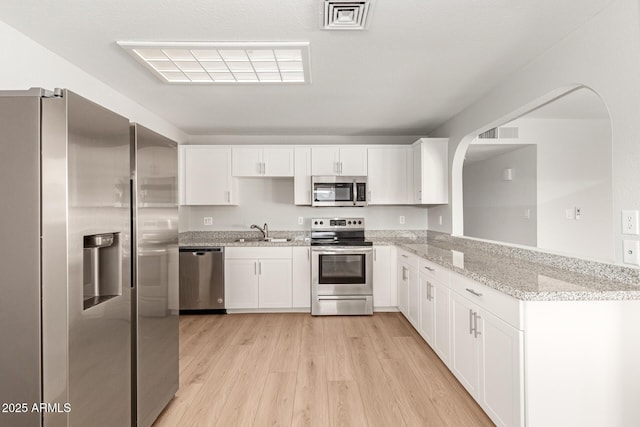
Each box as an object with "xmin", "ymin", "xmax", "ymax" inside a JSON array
[{"xmin": 179, "ymin": 247, "xmax": 225, "ymax": 312}]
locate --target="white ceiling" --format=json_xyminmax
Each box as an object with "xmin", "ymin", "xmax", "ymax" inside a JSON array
[{"xmin": 0, "ymin": 0, "xmax": 613, "ymax": 136}]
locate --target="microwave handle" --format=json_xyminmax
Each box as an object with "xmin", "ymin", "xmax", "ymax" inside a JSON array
[{"xmin": 353, "ymin": 181, "xmax": 358, "ymax": 206}]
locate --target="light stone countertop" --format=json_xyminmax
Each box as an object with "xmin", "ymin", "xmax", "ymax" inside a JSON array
[{"xmin": 180, "ymin": 230, "xmax": 640, "ymax": 301}]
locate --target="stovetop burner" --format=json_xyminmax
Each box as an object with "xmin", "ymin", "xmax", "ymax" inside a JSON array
[{"xmin": 310, "ymin": 217, "xmax": 370, "ymax": 246}]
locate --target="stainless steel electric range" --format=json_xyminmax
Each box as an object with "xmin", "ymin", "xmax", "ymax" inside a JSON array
[{"xmin": 310, "ymin": 218, "xmax": 373, "ymax": 315}]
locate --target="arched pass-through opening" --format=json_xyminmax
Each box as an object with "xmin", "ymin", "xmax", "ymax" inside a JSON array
[{"xmin": 452, "ymin": 85, "xmax": 614, "ymax": 261}]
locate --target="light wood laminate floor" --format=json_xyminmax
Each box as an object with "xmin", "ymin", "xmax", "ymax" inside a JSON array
[{"xmin": 154, "ymin": 312, "xmax": 494, "ymax": 427}]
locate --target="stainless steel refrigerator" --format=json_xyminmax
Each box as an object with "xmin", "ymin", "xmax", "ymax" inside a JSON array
[
  {"xmin": 130, "ymin": 124, "xmax": 179, "ymax": 427},
  {"xmin": 0, "ymin": 88, "xmax": 132, "ymax": 427},
  {"xmin": 0, "ymin": 89, "xmax": 179, "ymax": 427}
]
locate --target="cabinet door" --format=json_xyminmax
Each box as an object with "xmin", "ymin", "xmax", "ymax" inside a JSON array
[
  {"xmin": 412, "ymin": 138, "xmax": 448, "ymax": 204},
  {"xmin": 263, "ymin": 147, "xmax": 294, "ymax": 177},
  {"xmin": 412, "ymin": 142, "xmax": 422, "ymax": 203},
  {"xmin": 433, "ymin": 281, "xmax": 451, "ymax": 364},
  {"xmin": 450, "ymin": 292, "xmax": 479, "ymax": 397},
  {"xmin": 184, "ymin": 147, "xmax": 232, "ymax": 205},
  {"xmin": 407, "ymin": 265, "xmax": 420, "ymax": 328},
  {"xmin": 419, "ymin": 274, "xmax": 435, "ymax": 345},
  {"xmin": 292, "ymin": 247, "xmax": 311, "ymax": 309},
  {"xmin": 367, "ymin": 147, "xmax": 410, "ymax": 204},
  {"xmin": 478, "ymin": 309, "xmax": 524, "ymax": 427},
  {"xmin": 258, "ymin": 258, "xmax": 292, "ymax": 308},
  {"xmin": 372, "ymin": 246, "xmax": 391, "ymax": 307},
  {"xmin": 397, "ymin": 262, "xmax": 409, "ymax": 316},
  {"xmin": 232, "ymin": 147, "xmax": 262, "ymax": 177},
  {"xmin": 339, "ymin": 146, "xmax": 367, "ymax": 176},
  {"xmin": 225, "ymin": 259, "xmax": 259, "ymax": 309},
  {"xmin": 294, "ymin": 147, "xmax": 312, "ymax": 205},
  {"xmin": 311, "ymin": 146, "xmax": 340, "ymax": 175}
]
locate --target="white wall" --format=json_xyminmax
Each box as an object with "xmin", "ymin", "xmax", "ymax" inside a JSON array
[
  {"xmin": 512, "ymin": 118, "xmax": 613, "ymax": 260},
  {"xmin": 181, "ymin": 178, "xmax": 428, "ymax": 231},
  {"xmin": 188, "ymin": 135, "xmax": 420, "ymax": 145},
  {"xmin": 0, "ymin": 20, "xmax": 185, "ymax": 143},
  {"xmin": 428, "ymin": 0, "xmax": 640, "ymax": 263},
  {"xmin": 464, "ymin": 145, "xmax": 537, "ymax": 246}
]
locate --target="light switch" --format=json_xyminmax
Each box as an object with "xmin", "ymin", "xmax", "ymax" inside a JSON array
[
  {"xmin": 203, "ymin": 217, "xmax": 213, "ymax": 226},
  {"xmin": 623, "ymin": 240, "xmax": 640, "ymax": 265},
  {"xmin": 622, "ymin": 210, "xmax": 639, "ymax": 235}
]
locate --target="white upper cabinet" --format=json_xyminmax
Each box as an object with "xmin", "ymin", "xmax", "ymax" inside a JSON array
[
  {"xmin": 311, "ymin": 146, "xmax": 367, "ymax": 176},
  {"xmin": 412, "ymin": 138, "xmax": 449, "ymax": 204},
  {"xmin": 367, "ymin": 146, "xmax": 412, "ymax": 204},
  {"xmin": 294, "ymin": 146, "xmax": 312, "ymax": 205},
  {"xmin": 180, "ymin": 145, "xmax": 236, "ymax": 205},
  {"xmin": 232, "ymin": 146, "xmax": 294, "ymax": 177}
]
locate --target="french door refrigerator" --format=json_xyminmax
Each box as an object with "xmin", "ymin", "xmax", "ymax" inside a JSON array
[{"xmin": 0, "ymin": 88, "xmax": 132, "ymax": 427}]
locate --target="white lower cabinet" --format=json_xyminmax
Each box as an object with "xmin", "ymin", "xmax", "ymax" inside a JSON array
[
  {"xmin": 292, "ymin": 247, "xmax": 311, "ymax": 309},
  {"xmin": 419, "ymin": 273, "xmax": 450, "ymax": 364},
  {"xmin": 225, "ymin": 247, "xmax": 292, "ymax": 309},
  {"xmin": 372, "ymin": 246, "xmax": 393, "ymax": 308},
  {"xmin": 396, "ymin": 249, "xmax": 522, "ymax": 427},
  {"xmin": 450, "ymin": 290, "xmax": 523, "ymax": 427}
]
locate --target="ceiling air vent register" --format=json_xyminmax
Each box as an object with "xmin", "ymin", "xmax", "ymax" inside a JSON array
[{"xmin": 323, "ymin": 0, "xmax": 372, "ymax": 30}]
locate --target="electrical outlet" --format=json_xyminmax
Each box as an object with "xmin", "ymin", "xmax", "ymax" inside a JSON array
[
  {"xmin": 298, "ymin": 216, "xmax": 304, "ymax": 225},
  {"xmin": 203, "ymin": 217, "xmax": 213, "ymax": 226},
  {"xmin": 574, "ymin": 207, "xmax": 581, "ymax": 220},
  {"xmin": 622, "ymin": 210, "xmax": 639, "ymax": 235},
  {"xmin": 438, "ymin": 215, "xmax": 443, "ymax": 225},
  {"xmin": 623, "ymin": 240, "xmax": 640, "ymax": 265},
  {"xmin": 399, "ymin": 215, "xmax": 405, "ymax": 225}
]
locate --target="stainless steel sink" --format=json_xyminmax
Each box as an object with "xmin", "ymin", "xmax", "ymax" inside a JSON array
[{"xmin": 235, "ymin": 237, "xmax": 292, "ymax": 243}]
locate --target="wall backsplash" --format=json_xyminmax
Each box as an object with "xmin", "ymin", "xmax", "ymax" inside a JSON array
[{"xmin": 179, "ymin": 178, "xmax": 428, "ymax": 231}]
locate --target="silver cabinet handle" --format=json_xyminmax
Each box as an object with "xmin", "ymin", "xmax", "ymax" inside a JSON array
[
  {"xmin": 226, "ymin": 190, "xmax": 231, "ymax": 203},
  {"xmin": 373, "ymin": 248, "xmax": 376, "ymax": 261},
  {"xmin": 473, "ymin": 312, "xmax": 481, "ymax": 338},
  {"xmin": 465, "ymin": 288, "xmax": 482, "ymax": 297},
  {"xmin": 254, "ymin": 261, "xmax": 257, "ymax": 275},
  {"xmin": 258, "ymin": 261, "xmax": 262, "ymax": 275},
  {"xmin": 262, "ymin": 162, "xmax": 266, "ymax": 175},
  {"xmin": 427, "ymin": 281, "xmax": 432, "ymax": 301},
  {"xmin": 307, "ymin": 248, "xmax": 310, "ymax": 260},
  {"xmin": 469, "ymin": 309, "xmax": 474, "ymax": 335},
  {"xmin": 257, "ymin": 162, "xmax": 262, "ymax": 175},
  {"xmin": 334, "ymin": 161, "xmax": 339, "ymax": 174},
  {"xmin": 402, "ymin": 266, "xmax": 408, "ymax": 281},
  {"xmin": 401, "ymin": 254, "xmax": 408, "ymax": 258},
  {"xmin": 424, "ymin": 266, "xmax": 435, "ymax": 272}
]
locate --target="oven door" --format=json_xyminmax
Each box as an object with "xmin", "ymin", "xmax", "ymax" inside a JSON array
[{"xmin": 312, "ymin": 246, "xmax": 373, "ymax": 296}]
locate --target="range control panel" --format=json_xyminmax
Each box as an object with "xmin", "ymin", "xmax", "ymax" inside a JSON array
[{"xmin": 311, "ymin": 217, "xmax": 365, "ymax": 230}]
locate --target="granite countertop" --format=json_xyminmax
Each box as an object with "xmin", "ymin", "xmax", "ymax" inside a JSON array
[
  {"xmin": 373, "ymin": 238, "xmax": 640, "ymax": 301},
  {"xmin": 180, "ymin": 230, "xmax": 640, "ymax": 302}
]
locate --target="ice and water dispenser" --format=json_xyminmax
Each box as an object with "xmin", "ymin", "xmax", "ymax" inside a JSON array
[{"xmin": 83, "ymin": 232, "xmax": 122, "ymax": 310}]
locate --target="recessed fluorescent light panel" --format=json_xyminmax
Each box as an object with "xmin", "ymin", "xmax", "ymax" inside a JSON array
[
  {"xmin": 323, "ymin": 0, "xmax": 372, "ymax": 30},
  {"xmin": 117, "ymin": 42, "xmax": 311, "ymax": 84}
]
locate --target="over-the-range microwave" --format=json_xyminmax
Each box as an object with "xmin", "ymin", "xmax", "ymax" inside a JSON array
[{"xmin": 311, "ymin": 176, "xmax": 367, "ymax": 207}]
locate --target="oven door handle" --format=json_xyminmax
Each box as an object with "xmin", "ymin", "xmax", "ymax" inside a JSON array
[
  {"xmin": 317, "ymin": 296, "xmax": 369, "ymax": 301},
  {"xmin": 312, "ymin": 247, "xmax": 373, "ymax": 254}
]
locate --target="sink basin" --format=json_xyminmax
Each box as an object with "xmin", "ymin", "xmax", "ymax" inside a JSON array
[{"xmin": 235, "ymin": 237, "xmax": 292, "ymax": 243}]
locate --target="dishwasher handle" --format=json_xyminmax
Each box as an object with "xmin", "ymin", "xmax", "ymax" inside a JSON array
[{"xmin": 179, "ymin": 247, "xmax": 224, "ymax": 253}]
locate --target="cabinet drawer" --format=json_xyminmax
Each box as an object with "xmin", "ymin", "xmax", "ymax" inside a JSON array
[
  {"xmin": 450, "ymin": 273, "xmax": 522, "ymax": 330},
  {"xmin": 397, "ymin": 248, "xmax": 419, "ymax": 269},
  {"xmin": 225, "ymin": 246, "xmax": 292, "ymax": 259},
  {"xmin": 418, "ymin": 258, "xmax": 450, "ymax": 285}
]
